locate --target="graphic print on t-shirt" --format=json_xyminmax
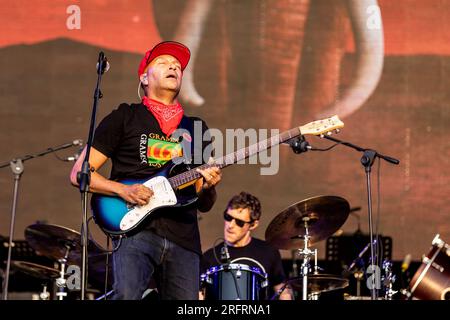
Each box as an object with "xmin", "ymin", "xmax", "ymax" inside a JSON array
[{"xmin": 145, "ymin": 133, "xmax": 182, "ymax": 168}]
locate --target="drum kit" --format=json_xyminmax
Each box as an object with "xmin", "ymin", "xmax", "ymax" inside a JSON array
[
  {"xmin": 5, "ymin": 223, "xmax": 110, "ymax": 300},
  {"xmin": 201, "ymin": 195, "xmax": 450, "ymax": 301},
  {"xmin": 201, "ymin": 195, "xmax": 353, "ymax": 301}
]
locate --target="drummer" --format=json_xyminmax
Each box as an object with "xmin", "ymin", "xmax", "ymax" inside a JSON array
[{"xmin": 200, "ymin": 192, "xmax": 293, "ymax": 300}]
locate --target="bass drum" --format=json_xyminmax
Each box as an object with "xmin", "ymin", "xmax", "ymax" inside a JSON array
[
  {"xmin": 201, "ymin": 263, "xmax": 268, "ymax": 300},
  {"xmin": 409, "ymin": 234, "xmax": 450, "ymax": 300}
]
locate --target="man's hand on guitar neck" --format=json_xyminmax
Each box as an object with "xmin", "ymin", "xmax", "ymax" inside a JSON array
[
  {"xmin": 197, "ymin": 166, "xmax": 222, "ymax": 190},
  {"xmin": 196, "ymin": 157, "xmax": 222, "ymax": 190}
]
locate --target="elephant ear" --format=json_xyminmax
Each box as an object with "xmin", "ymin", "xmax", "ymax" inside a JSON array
[
  {"xmin": 317, "ymin": 0, "xmax": 384, "ymax": 119},
  {"xmin": 173, "ymin": 0, "xmax": 213, "ymax": 107}
]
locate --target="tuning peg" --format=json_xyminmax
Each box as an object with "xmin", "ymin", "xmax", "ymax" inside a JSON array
[
  {"xmin": 327, "ymin": 131, "xmax": 333, "ymax": 136},
  {"xmin": 335, "ymin": 129, "xmax": 340, "ymax": 133}
]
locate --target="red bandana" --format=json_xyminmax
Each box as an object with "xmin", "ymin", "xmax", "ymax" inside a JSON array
[{"xmin": 142, "ymin": 96, "xmax": 184, "ymax": 136}]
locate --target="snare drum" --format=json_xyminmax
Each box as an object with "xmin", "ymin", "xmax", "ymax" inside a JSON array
[
  {"xmin": 201, "ymin": 263, "xmax": 268, "ymax": 300},
  {"xmin": 409, "ymin": 234, "xmax": 450, "ymax": 300}
]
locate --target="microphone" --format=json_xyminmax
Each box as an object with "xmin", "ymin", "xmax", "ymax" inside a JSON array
[
  {"xmin": 401, "ymin": 254, "xmax": 412, "ymax": 273},
  {"xmin": 72, "ymin": 139, "xmax": 83, "ymax": 146},
  {"xmin": 220, "ymin": 242, "xmax": 231, "ymax": 264},
  {"xmin": 54, "ymin": 139, "xmax": 83, "ymax": 150},
  {"xmin": 96, "ymin": 57, "xmax": 110, "ymax": 74},
  {"xmin": 64, "ymin": 145, "xmax": 84, "ymax": 162},
  {"xmin": 346, "ymin": 239, "xmax": 377, "ymax": 272},
  {"xmin": 64, "ymin": 140, "xmax": 83, "ymax": 161}
]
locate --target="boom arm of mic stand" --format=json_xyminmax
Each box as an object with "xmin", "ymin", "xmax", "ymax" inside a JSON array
[
  {"xmin": 0, "ymin": 141, "xmax": 83, "ymax": 169},
  {"xmin": 321, "ymin": 135, "xmax": 400, "ymax": 165}
]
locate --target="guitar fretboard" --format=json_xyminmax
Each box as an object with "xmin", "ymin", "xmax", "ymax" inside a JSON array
[{"xmin": 168, "ymin": 127, "xmax": 301, "ymax": 188}]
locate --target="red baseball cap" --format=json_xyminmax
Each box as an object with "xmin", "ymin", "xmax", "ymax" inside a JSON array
[{"xmin": 137, "ymin": 41, "xmax": 191, "ymax": 77}]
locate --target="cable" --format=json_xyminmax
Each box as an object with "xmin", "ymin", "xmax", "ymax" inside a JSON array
[
  {"xmin": 310, "ymin": 142, "xmax": 341, "ymax": 152},
  {"xmin": 211, "ymin": 238, "xmax": 242, "ymax": 300},
  {"xmin": 50, "ymin": 149, "xmax": 68, "ymax": 162},
  {"xmin": 375, "ymin": 158, "xmax": 382, "ymax": 274},
  {"xmin": 212, "ymin": 237, "xmax": 225, "ymax": 266},
  {"xmin": 227, "ymin": 265, "xmax": 242, "ymax": 300},
  {"xmin": 230, "ymin": 257, "xmax": 267, "ymax": 275},
  {"xmin": 87, "ymin": 216, "xmax": 122, "ymax": 254},
  {"xmin": 104, "ymin": 236, "xmax": 110, "ymax": 300},
  {"xmin": 231, "ymin": 257, "xmax": 268, "ymax": 300}
]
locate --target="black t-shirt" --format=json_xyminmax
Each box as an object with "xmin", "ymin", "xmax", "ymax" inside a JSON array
[
  {"xmin": 201, "ymin": 238, "xmax": 286, "ymax": 298},
  {"xmin": 92, "ymin": 103, "xmax": 211, "ymax": 254}
]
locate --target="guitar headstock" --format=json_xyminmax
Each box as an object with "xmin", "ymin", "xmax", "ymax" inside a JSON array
[{"xmin": 299, "ymin": 115, "xmax": 344, "ymax": 136}]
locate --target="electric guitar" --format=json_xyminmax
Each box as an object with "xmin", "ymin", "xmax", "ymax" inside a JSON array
[{"xmin": 91, "ymin": 115, "xmax": 344, "ymax": 237}]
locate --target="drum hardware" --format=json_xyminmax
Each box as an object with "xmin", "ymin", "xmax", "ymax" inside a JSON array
[
  {"xmin": 295, "ymin": 217, "xmax": 316, "ymax": 300},
  {"xmin": 55, "ymin": 245, "xmax": 72, "ymax": 300},
  {"xmin": 39, "ymin": 285, "xmax": 51, "ymax": 300},
  {"xmin": 266, "ymin": 196, "xmax": 351, "ymax": 300},
  {"xmin": 344, "ymin": 238, "xmax": 377, "ymax": 297},
  {"xmin": 353, "ymin": 270, "xmax": 364, "ymax": 297},
  {"xmin": 265, "ymin": 195, "xmax": 350, "ymax": 249},
  {"xmin": 287, "ymin": 274, "xmax": 349, "ymax": 297},
  {"xmin": 24, "ymin": 223, "xmax": 110, "ymax": 299},
  {"xmin": 408, "ymin": 234, "xmax": 450, "ymax": 300},
  {"xmin": 8, "ymin": 260, "xmax": 61, "ymax": 300},
  {"xmin": 230, "ymin": 257, "xmax": 268, "ymax": 289},
  {"xmin": 381, "ymin": 260, "xmax": 397, "ymax": 300},
  {"xmin": 24, "ymin": 223, "xmax": 106, "ymax": 265},
  {"xmin": 201, "ymin": 263, "xmax": 267, "ymax": 300}
]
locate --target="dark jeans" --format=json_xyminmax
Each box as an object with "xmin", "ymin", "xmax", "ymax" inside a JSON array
[{"xmin": 112, "ymin": 229, "xmax": 199, "ymax": 300}]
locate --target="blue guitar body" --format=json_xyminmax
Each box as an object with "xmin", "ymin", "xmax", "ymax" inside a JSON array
[{"xmin": 91, "ymin": 161, "xmax": 198, "ymax": 237}]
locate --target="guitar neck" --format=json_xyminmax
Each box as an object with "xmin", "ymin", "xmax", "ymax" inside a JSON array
[{"xmin": 168, "ymin": 127, "xmax": 301, "ymax": 188}]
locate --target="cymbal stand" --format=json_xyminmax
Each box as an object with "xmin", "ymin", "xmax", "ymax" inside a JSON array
[
  {"xmin": 297, "ymin": 219, "xmax": 315, "ymax": 301},
  {"xmin": 313, "ymin": 249, "xmax": 319, "ymax": 275},
  {"xmin": 55, "ymin": 245, "xmax": 71, "ymax": 300},
  {"xmin": 39, "ymin": 284, "xmax": 51, "ymax": 300}
]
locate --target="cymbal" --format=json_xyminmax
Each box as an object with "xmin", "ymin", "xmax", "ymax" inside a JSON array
[
  {"xmin": 10, "ymin": 260, "xmax": 59, "ymax": 280},
  {"xmin": 25, "ymin": 223, "xmax": 107, "ymax": 264},
  {"xmin": 265, "ymin": 195, "xmax": 350, "ymax": 249},
  {"xmin": 288, "ymin": 274, "xmax": 349, "ymax": 294}
]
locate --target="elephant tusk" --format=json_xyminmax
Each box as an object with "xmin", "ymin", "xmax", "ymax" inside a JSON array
[
  {"xmin": 318, "ymin": 0, "xmax": 384, "ymax": 119},
  {"xmin": 173, "ymin": 0, "xmax": 214, "ymax": 107}
]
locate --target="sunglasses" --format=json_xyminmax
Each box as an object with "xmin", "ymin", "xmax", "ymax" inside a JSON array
[{"xmin": 223, "ymin": 212, "xmax": 253, "ymax": 228}]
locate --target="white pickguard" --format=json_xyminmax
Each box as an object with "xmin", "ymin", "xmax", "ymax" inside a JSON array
[{"xmin": 119, "ymin": 176, "xmax": 177, "ymax": 231}]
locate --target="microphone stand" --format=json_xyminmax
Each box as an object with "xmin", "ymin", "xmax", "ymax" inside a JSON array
[
  {"xmin": 76, "ymin": 51, "xmax": 108, "ymax": 300},
  {"xmin": 321, "ymin": 134, "xmax": 399, "ymax": 300},
  {"xmin": 0, "ymin": 140, "xmax": 82, "ymax": 300}
]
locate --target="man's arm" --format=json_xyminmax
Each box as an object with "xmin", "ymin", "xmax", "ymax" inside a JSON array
[
  {"xmin": 273, "ymin": 283, "xmax": 293, "ymax": 300},
  {"xmin": 69, "ymin": 146, "xmax": 153, "ymax": 205}
]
